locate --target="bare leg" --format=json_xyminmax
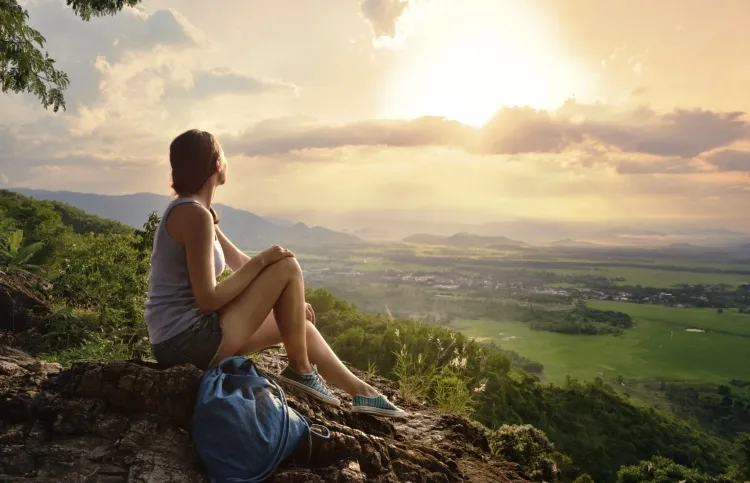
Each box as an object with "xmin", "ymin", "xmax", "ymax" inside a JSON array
[
  {"xmin": 214, "ymin": 257, "xmax": 312, "ymax": 373},
  {"xmin": 241, "ymin": 313, "xmax": 378, "ymax": 397}
]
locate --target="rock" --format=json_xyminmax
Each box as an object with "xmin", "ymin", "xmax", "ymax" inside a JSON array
[
  {"xmin": 0, "ymin": 345, "xmax": 531, "ymax": 482},
  {"xmin": 0, "ymin": 273, "xmax": 531, "ymax": 482},
  {"xmin": 0, "ymin": 272, "xmax": 50, "ymax": 334}
]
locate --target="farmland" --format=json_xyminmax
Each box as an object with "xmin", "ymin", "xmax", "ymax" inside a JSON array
[{"xmin": 452, "ymin": 302, "xmax": 750, "ymax": 386}]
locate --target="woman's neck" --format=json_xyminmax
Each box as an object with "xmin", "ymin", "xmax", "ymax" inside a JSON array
[{"xmin": 187, "ymin": 184, "xmax": 216, "ymax": 209}]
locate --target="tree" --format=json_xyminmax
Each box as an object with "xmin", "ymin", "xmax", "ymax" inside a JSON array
[
  {"xmin": 131, "ymin": 211, "xmax": 160, "ymax": 274},
  {"xmin": 1, "ymin": 0, "xmax": 141, "ymax": 110}
]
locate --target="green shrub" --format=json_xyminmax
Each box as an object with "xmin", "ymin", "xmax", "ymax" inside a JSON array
[{"xmin": 488, "ymin": 424, "xmax": 568, "ymax": 482}]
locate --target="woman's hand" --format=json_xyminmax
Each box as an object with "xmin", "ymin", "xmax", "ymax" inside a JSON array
[
  {"xmin": 305, "ymin": 303, "xmax": 316, "ymax": 324},
  {"xmin": 257, "ymin": 245, "xmax": 295, "ymax": 268}
]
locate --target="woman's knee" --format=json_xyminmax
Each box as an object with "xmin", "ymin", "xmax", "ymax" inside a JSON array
[{"xmin": 269, "ymin": 256, "xmax": 303, "ymax": 279}]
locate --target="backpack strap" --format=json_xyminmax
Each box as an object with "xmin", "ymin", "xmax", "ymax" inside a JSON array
[{"xmin": 254, "ymin": 363, "xmax": 331, "ymax": 469}]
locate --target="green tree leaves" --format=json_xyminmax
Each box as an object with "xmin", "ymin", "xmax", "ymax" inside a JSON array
[
  {"xmin": 0, "ymin": 0, "xmax": 70, "ymax": 111},
  {"xmin": 1, "ymin": 0, "xmax": 142, "ymax": 110},
  {"xmin": 0, "ymin": 229, "xmax": 45, "ymax": 275},
  {"xmin": 64, "ymin": 0, "xmax": 142, "ymax": 21}
]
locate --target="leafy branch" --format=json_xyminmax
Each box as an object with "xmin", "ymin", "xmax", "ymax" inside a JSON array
[{"xmin": 0, "ymin": 0, "xmax": 143, "ymax": 111}]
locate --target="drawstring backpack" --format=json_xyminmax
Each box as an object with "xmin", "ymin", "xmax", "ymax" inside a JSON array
[{"xmin": 192, "ymin": 356, "xmax": 330, "ymax": 482}]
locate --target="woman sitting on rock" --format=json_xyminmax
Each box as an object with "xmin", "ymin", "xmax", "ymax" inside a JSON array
[{"xmin": 143, "ymin": 129, "xmax": 404, "ymax": 418}]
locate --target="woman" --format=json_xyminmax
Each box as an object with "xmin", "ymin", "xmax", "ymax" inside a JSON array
[{"xmin": 144, "ymin": 129, "xmax": 404, "ymax": 418}]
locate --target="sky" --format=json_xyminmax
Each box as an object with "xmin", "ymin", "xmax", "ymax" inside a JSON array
[{"xmin": 1, "ymin": 0, "xmax": 749, "ymax": 233}]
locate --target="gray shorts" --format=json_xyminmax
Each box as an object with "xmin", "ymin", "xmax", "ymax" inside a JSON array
[{"xmin": 150, "ymin": 313, "xmax": 223, "ymax": 370}]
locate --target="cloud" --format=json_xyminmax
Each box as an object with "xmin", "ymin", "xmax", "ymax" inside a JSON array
[
  {"xmin": 22, "ymin": 2, "xmax": 205, "ymax": 107},
  {"xmin": 704, "ymin": 149, "xmax": 750, "ymax": 172},
  {"xmin": 221, "ymin": 116, "xmax": 476, "ymax": 157},
  {"xmin": 480, "ymin": 107, "xmax": 582, "ymax": 154},
  {"xmin": 169, "ymin": 68, "xmax": 299, "ymax": 100},
  {"xmin": 610, "ymin": 156, "xmax": 705, "ymax": 175},
  {"xmin": 360, "ymin": 0, "xmax": 410, "ymax": 38},
  {"xmin": 223, "ymin": 103, "xmax": 750, "ymax": 161},
  {"xmin": 112, "ymin": 8, "xmax": 205, "ymax": 51},
  {"xmin": 585, "ymin": 109, "xmax": 749, "ymax": 158},
  {"xmin": 13, "ymin": 1, "xmax": 300, "ymax": 138},
  {"xmin": 0, "ymin": 123, "xmax": 156, "ymax": 187}
]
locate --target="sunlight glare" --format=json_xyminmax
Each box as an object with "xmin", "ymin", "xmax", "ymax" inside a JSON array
[{"xmin": 381, "ymin": 0, "xmax": 590, "ymax": 126}]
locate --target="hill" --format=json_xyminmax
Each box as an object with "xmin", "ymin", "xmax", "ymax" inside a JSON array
[
  {"xmin": 12, "ymin": 188, "xmax": 362, "ymax": 249},
  {"xmin": 0, "ymin": 197, "xmax": 747, "ymax": 482},
  {"xmin": 404, "ymin": 232, "xmax": 529, "ymax": 248},
  {"xmin": 0, "ymin": 189, "xmax": 131, "ymax": 236}
]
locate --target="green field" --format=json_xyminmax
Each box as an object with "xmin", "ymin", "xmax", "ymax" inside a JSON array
[
  {"xmin": 454, "ymin": 301, "xmax": 750, "ymax": 385},
  {"xmin": 603, "ymin": 266, "xmax": 750, "ymax": 287}
]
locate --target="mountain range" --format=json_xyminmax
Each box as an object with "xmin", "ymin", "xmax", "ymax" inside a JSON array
[
  {"xmin": 12, "ymin": 188, "xmax": 750, "ymax": 251},
  {"xmin": 11, "ymin": 189, "xmax": 362, "ymax": 249},
  {"xmin": 334, "ymin": 216, "xmax": 750, "ymax": 247},
  {"xmin": 403, "ymin": 232, "xmax": 530, "ymax": 248}
]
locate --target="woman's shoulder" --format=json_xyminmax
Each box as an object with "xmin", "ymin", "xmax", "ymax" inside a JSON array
[
  {"xmin": 167, "ymin": 202, "xmax": 214, "ymax": 243},
  {"xmin": 170, "ymin": 200, "xmax": 212, "ymax": 221}
]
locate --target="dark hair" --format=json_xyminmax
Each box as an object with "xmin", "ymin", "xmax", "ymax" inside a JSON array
[{"xmin": 170, "ymin": 129, "xmax": 221, "ymax": 224}]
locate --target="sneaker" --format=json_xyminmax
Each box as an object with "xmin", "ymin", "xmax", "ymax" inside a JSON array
[
  {"xmin": 277, "ymin": 366, "xmax": 341, "ymax": 407},
  {"xmin": 351, "ymin": 394, "xmax": 406, "ymax": 418}
]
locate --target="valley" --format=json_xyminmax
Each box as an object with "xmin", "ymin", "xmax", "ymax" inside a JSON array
[{"xmin": 293, "ymin": 242, "xmax": 750, "ymax": 438}]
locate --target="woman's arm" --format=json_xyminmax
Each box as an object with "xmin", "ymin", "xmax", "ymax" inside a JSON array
[
  {"xmin": 215, "ymin": 226, "xmax": 251, "ymax": 272},
  {"xmin": 216, "ymin": 224, "xmax": 317, "ymax": 322},
  {"xmin": 179, "ymin": 204, "xmax": 266, "ymax": 313}
]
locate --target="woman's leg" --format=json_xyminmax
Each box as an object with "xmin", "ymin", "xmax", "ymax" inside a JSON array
[
  {"xmin": 213, "ymin": 257, "xmax": 312, "ymax": 374},
  {"xmin": 241, "ymin": 312, "xmax": 378, "ymax": 397}
]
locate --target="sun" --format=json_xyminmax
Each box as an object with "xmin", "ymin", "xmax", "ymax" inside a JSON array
[{"xmin": 380, "ymin": 0, "xmax": 589, "ymax": 127}]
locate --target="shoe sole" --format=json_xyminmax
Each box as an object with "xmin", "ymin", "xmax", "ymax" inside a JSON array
[
  {"xmin": 277, "ymin": 375, "xmax": 341, "ymax": 407},
  {"xmin": 350, "ymin": 405, "xmax": 407, "ymax": 418}
]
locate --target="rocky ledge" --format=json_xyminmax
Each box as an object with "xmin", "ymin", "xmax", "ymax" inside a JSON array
[
  {"xmin": 0, "ymin": 343, "xmax": 532, "ymax": 482},
  {"xmin": 0, "ymin": 270, "xmax": 531, "ymax": 482}
]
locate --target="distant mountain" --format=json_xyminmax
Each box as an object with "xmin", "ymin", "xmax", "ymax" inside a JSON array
[
  {"xmin": 403, "ymin": 232, "xmax": 529, "ymax": 248},
  {"xmin": 333, "ymin": 215, "xmax": 750, "ymax": 247},
  {"xmin": 549, "ymin": 238, "xmax": 601, "ymax": 248},
  {"xmin": 12, "ymin": 188, "xmax": 362, "ymax": 249},
  {"xmin": 262, "ymin": 215, "xmax": 296, "ymax": 227},
  {"xmin": 351, "ymin": 227, "xmax": 392, "ymax": 240}
]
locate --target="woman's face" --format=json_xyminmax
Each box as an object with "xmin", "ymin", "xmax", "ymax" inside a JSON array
[{"xmin": 216, "ymin": 150, "xmax": 228, "ymax": 186}]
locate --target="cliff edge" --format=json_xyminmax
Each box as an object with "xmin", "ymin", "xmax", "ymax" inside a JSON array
[{"xmin": 0, "ymin": 273, "xmax": 531, "ymax": 482}]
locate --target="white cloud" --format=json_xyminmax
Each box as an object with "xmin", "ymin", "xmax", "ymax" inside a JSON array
[
  {"xmin": 360, "ymin": 0, "xmax": 409, "ymax": 38},
  {"xmin": 359, "ymin": 0, "xmax": 429, "ymax": 48}
]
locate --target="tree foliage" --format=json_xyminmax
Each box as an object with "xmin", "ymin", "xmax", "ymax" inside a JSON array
[
  {"xmin": 489, "ymin": 424, "xmax": 570, "ymax": 482},
  {"xmin": 616, "ymin": 456, "xmax": 735, "ymax": 483},
  {"xmin": 0, "ymin": 229, "xmax": 44, "ymax": 274},
  {"xmin": 64, "ymin": 0, "xmax": 142, "ymax": 20},
  {"xmin": 0, "ymin": 0, "xmax": 142, "ymax": 110},
  {"xmin": 0, "ymin": 0, "xmax": 69, "ymax": 111}
]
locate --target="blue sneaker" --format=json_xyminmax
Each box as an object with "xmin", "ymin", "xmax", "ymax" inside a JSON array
[
  {"xmin": 351, "ymin": 394, "xmax": 406, "ymax": 418},
  {"xmin": 277, "ymin": 366, "xmax": 341, "ymax": 407}
]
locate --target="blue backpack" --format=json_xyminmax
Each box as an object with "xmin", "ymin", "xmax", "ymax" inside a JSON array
[{"xmin": 192, "ymin": 356, "xmax": 329, "ymax": 482}]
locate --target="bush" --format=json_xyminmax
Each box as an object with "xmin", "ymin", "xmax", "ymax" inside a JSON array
[
  {"xmin": 488, "ymin": 424, "xmax": 568, "ymax": 482},
  {"xmin": 616, "ymin": 456, "xmax": 734, "ymax": 483}
]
